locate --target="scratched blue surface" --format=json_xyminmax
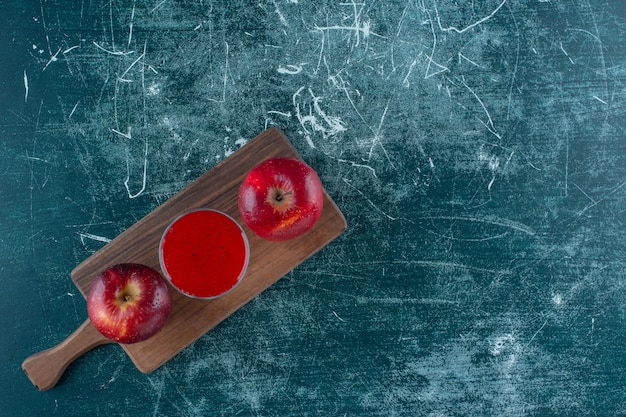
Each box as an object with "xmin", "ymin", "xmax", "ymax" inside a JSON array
[{"xmin": 2, "ymin": 0, "xmax": 626, "ymax": 415}]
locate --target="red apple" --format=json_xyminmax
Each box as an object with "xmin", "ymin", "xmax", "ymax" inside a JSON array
[
  {"xmin": 87, "ymin": 263, "xmax": 172, "ymax": 344},
  {"xmin": 238, "ymin": 157, "xmax": 324, "ymax": 241}
]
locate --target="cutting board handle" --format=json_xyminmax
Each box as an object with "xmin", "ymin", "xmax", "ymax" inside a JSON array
[{"xmin": 22, "ymin": 319, "xmax": 113, "ymax": 391}]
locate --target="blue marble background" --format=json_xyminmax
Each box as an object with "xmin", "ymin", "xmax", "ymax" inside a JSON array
[{"xmin": 2, "ymin": 0, "xmax": 625, "ymax": 415}]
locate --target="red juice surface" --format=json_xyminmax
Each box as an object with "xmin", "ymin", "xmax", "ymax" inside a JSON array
[{"xmin": 159, "ymin": 209, "xmax": 249, "ymax": 299}]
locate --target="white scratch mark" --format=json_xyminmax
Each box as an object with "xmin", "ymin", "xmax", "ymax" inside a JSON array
[
  {"xmin": 292, "ymin": 87, "xmax": 313, "ymax": 142},
  {"xmin": 503, "ymin": 151, "xmax": 515, "ymax": 171},
  {"xmin": 107, "ymin": 0, "xmax": 116, "ymax": 52},
  {"xmin": 267, "ymin": 110, "xmax": 291, "ymax": 117},
  {"xmin": 63, "ymin": 45, "xmax": 80, "ymax": 54},
  {"xmin": 590, "ymin": 317, "xmax": 595, "ymax": 334},
  {"xmin": 566, "ymin": 28, "xmax": 600, "ymax": 42},
  {"xmin": 424, "ymin": 215, "xmax": 536, "ymax": 236},
  {"xmin": 208, "ymin": 42, "xmax": 229, "ymax": 103},
  {"xmin": 592, "ymin": 95, "xmax": 607, "ymax": 104},
  {"xmin": 332, "ymin": 311, "xmax": 346, "ymax": 322},
  {"xmin": 140, "ymin": 41, "xmax": 148, "ymax": 127},
  {"xmin": 507, "ymin": 4, "xmax": 520, "ymax": 120},
  {"xmin": 69, "ymin": 101, "xmax": 79, "ymax": 118},
  {"xmin": 425, "ymin": 10, "xmax": 449, "ymax": 79},
  {"xmin": 525, "ymin": 320, "xmax": 548, "ymax": 348},
  {"xmin": 151, "ymin": 0, "xmax": 168, "ymax": 13},
  {"xmin": 331, "ymin": 74, "xmax": 394, "ymax": 167},
  {"xmin": 565, "ymin": 136, "xmax": 570, "ymax": 197},
  {"xmin": 272, "ymin": 0, "xmax": 289, "ymax": 27},
  {"xmin": 292, "ymin": 86, "xmax": 346, "ymax": 147},
  {"xmin": 23, "ymin": 71, "xmax": 29, "ymax": 102},
  {"xmin": 574, "ymin": 181, "xmax": 626, "ymax": 219},
  {"xmin": 343, "ymin": 178, "xmax": 397, "ymax": 221},
  {"xmin": 313, "ymin": 22, "xmax": 373, "ymax": 38},
  {"xmin": 365, "ymin": 98, "xmax": 395, "ymax": 168},
  {"xmin": 147, "ymin": 376, "xmax": 165, "ymax": 417},
  {"xmin": 183, "ymin": 138, "xmax": 200, "ymax": 161},
  {"xmin": 460, "ymin": 78, "xmax": 501, "ymax": 139},
  {"xmin": 313, "ymin": 27, "xmax": 326, "ymax": 75},
  {"xmin": 128, "ymin": 2, "xmax": 136, "ymax": 46},
  {"xmin": 38, "ymin": 0, "xmax": 52, "ymax": 56},
  {"xmin": 435, "ymin": 0, "xmax": 507, "ymax": 34},
  {"xmin": 571, "ymin": 182, "xmax": 595, "ymax": 204},
  {"xmin": 120, "ymin": 48, "xmax": 146, "ymax": 79},
  {"xmin": 559, "ymin": 42, "xmax": 575, "ymax": 64},
  {"xmin": 93, "ymin": 41, "xmax": 135, "ymax": 56},
  {"xmin": 277, "ymin": 64, "xmax": 304, "ymax": 74},
  {"xmin": 25, "ymin": 155, "xmax": 50, "ymax": 163},
  {"xmin": 43, "ymin": 47, "xmax": 61, "ymax": 71},
  {"xmin": 350, "ymin": 260, "xmax": 511, "ymax": 276},
  {"xmin": 79, "ymin": 232, "xmax": 112, "ymax": 245},
  {"xmin": 402, "ymin": 56, "xmax": 419, "ymax": 87},
  {"xmin": 355, "ymin": 295, "xmax": 458, "ymax": 305},
  {"xmin": 458, "ymin": 52, "xmax": 481, "ymax": 67},
  {"xmin": 311, "ymin": 89, "xmax": 347, "ymax": 134},
  {"xmin": 313, "ymin": 18, "xmax": 386, "ymax": 47},
  {"xmin": 337, "ymin": 159, "xmax": 377, "ymax": 178},
  {"xmin": 124, "ymin": 140, "xmax": 148, "ymax": 199},
  {"xmin": 111, "ymin": 126, "xmax": 132, "ymax": 139}
]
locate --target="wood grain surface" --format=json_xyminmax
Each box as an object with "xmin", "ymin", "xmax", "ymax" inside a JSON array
[{"xmin": 70, "ymin": 127, "xmax": 347, "ymax": 373}]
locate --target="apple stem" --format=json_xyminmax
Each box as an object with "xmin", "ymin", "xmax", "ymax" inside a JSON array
[{"xmin": 276, "ymin": 190, "xmax": 293, "ymax": 202}]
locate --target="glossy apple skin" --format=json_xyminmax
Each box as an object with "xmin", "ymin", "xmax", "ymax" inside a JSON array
[
  {"xmin": 87, "ymin": 263, "xmax": 172, "ymax": 344},
  {"xmin": 238, "ymin": 157, "xmax": 324, "ymax": 241}
]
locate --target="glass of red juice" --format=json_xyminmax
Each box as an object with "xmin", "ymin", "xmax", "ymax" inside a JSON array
[{"xmin": 159, "ymin": 209, "xmax": 250, "ymax": 299}]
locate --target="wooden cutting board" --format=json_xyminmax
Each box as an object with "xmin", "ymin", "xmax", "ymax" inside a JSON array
[{"xmin": 23, "ymin": 128, "xmax": 347, "ymax": 390}]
